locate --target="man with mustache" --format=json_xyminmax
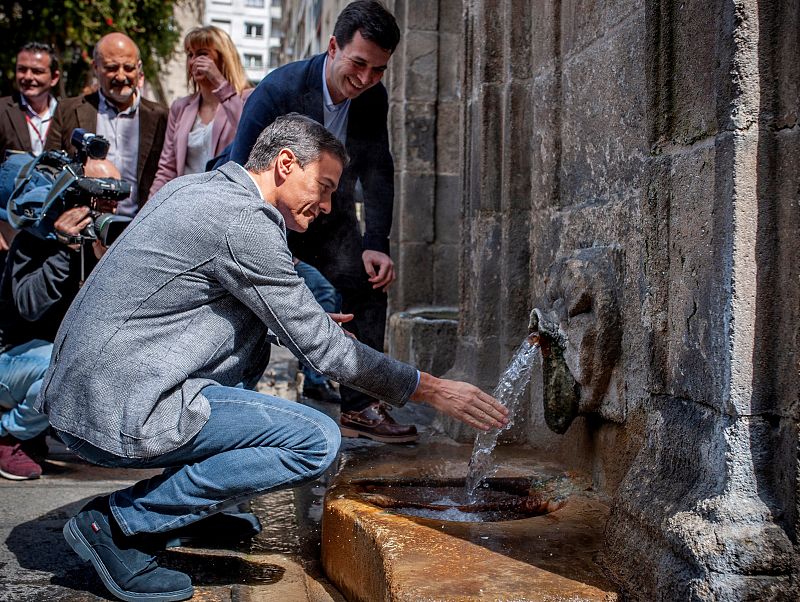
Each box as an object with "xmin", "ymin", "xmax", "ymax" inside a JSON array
[
  {"xmin": 230, "ymin": 1, "xmax": 416, "ymax": 443},
  {"xmin": 46, "ymin": 32, "xmax": 168, "ymax": 217}
]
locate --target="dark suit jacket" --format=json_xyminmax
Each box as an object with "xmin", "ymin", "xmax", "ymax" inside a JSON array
[
  {"xmin": 229, "ymin": 53, "xmax": 394, "ymax": 255},
  {"xmin": 45, "ymin": 92, "xmax": 168, "ymax": 206},
  {"xmin": 0, "ymin": 93, "xmax": 34, "ymax": 158}
]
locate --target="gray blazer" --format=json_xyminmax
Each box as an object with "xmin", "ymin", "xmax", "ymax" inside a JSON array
[{"xmin": 35, "ymin": 162, "xmax": 418, "ymax": 458}]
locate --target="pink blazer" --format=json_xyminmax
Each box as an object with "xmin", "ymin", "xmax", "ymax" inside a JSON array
[{"xmin": 150, "ymin": 82, "xmax": 252, "ymax": 198}]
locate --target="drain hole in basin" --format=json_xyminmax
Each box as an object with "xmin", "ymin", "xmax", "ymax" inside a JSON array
[{"xmin": 354, "ymin": 477, "xmax": 564, "ymax": 523}]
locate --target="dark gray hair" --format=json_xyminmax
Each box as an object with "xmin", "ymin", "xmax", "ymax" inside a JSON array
[{"xmin": 245, "ymin": 113, "xmax": 349, "ymax": 172}]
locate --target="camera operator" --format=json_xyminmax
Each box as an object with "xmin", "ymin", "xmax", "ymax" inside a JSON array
[{"xmin": 0, "ymin": 157, "xmax": 117, "ymax": 480}]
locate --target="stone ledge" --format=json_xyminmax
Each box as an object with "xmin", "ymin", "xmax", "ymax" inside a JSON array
[{"xmin": 321, "ymin": 439, "xmax": 619, "ymax": 601}]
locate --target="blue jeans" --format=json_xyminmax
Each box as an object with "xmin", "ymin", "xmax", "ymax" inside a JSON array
[
  {"xmin": 295, "ymin": 260, "xmax": 341, "ymax": 387},
  {"xmin": 0, "ymin": 339, "xmax": 51, "ymax": 440},
  {"xmin": 57, "ymin": 385, "xmax": 341, "ymax": 536}
]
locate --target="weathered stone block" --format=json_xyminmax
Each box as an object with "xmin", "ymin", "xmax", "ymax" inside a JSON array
[
  {"xmin": 388, "ymin": 307, "xmax": 457, "ymax": 377},
  {"xmin": 661, "ymin": 0, "xmax": 720, "ymax": 144},
  {"xmin": 432, "ymin": 243, "xmax": 459, "ymax": 306},
  {"xmin": 774, "ymin": 1, "xmax": 800, "ymax": 129},
  {"xmin": 662, "ymin": 140, "xmax": 722, "ymax": 408},
  {"xmin": 509, "ymin": 0, "xmax": 532, "ymax": 79},
  {"xmin": 531, "ymin": 0, "xmax": 557, "ymax": 72},
  {"xmin": 399, "ymin": 173, "xmax": 435, "ymax": 243},
  {"xmin": 434, "ymin": 174, "xmax": 461, "ymax": 244},
  {"xmin": 499, "ymin": 212, "xmax": 532, "ymax": 347},
  {"xmin": 503, "ymin": 81, "xmax": 534, "ymax": 210},
  {"xmin": 473, "ymin": 0, "xmax": 505, "ymax": 84},
  {"xmin": 531, "ymin": 72, "xmax": 561, "ymax": 211},
  {"xmin": 435, "ymin": 101, "xmax": 462, "ymax": 175},
  {"xmin": 437, "ymin": 33, "xmax": 462, "ymax": 100},
  {"xmin": 477, "ymin": 83, "xmax": 505, "ymax": 214},
  {"xmin": 560, "ymin": 0, "xmax": 643, "ymax": 59},
  {"xmin": 403, "ymin": 101, "xmax": 436, "ymax": 173},
  {"xmin": 405, "ymin": 0, "xmax": 439, "ymax": 31},
  {"xmin": 560, "ymin": 10, "xmax": 647, "ymax": 210},
  {"xmin": 438, "ymin": 0, "xmax": 462, "ymax": 34},
  {"xmin": 396, "ymin": 241, "xmax": 433, "ymax": 309},
  {"xmin": 388, "ymin": 102, "xmax": 405, "ymax": 170},
  {"xmin": 470, "ymin": 215, "xmax": 503, "ymax": 336},
  {"xmin": 404, "ymin": 30, "xmax": 438, "ymax": 101}
]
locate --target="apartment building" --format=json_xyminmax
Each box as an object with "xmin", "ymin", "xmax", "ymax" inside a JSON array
[
  {"xmin": 206, "ymin": 0, "xmax": 283, "ymax": 83},
  {"xmin": 280, "ymin": 0, "xmax": 350, "ymax": 63}
]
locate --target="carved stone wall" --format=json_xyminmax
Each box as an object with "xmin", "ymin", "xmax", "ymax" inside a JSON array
[
  {"xmin": 424, "ymin": 0, "xmax": 799, "ymax": 598},
  {"xmin": 387, "ymin": 0, "xmax": 463, "ymax": 313}
]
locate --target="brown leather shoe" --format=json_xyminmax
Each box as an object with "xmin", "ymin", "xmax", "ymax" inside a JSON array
[{"xmin": 340, "ymin": 402, "xmax": 418, "ymax": 443}]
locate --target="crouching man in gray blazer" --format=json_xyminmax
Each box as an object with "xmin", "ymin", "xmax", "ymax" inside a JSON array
[{"xmin": 35, "ymin": 114, "xmax": 508, "ymax": 602}]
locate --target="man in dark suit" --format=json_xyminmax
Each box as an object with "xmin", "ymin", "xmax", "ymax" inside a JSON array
[
  {"xmin": 46, "ymin": 33, "xmax": 167, "ymax": 216},
  {"xmin": 0, "ymin": 42, "xmax": 61, "ymax": 256},
  {"xmin": 229, "ymin": 1, "xmax": 415, "ymax": 443}
]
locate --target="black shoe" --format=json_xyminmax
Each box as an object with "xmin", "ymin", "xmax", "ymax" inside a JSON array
[
  {"xmin": 164, "ymin": 511, "xmax": 262, "ymax": 549},
  {"xmin": 302, "ymin": 380, "xmax": 341, "ymax": 403},
  {"xmin": 63, "ymin": 496, "xmax": 193, "ymax": 602}
]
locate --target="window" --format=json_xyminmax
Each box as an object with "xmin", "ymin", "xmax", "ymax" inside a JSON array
[
  {"xmin": 245, "ymin": 0, "xmax": 265, "ymax": 7},
  {"xmin": 244, "ymin": 54, "xmax": 264, "ymax": 69},
  {"xmin": 244, "ymin": 22, "xmax": 264, "ymax": 38},
  {"xmin": 272, "ymin": 0, "xmax": 281, "ymax": 6},
  {"xmin": 211, "ymin": 19, "xmax": 231, "ymax": 34}
]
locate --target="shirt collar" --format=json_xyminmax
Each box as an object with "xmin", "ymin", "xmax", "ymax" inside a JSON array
[
  {"xmin": 98, "ymin": 89, "xmax": 140, "ymax": 117},
  {"xmin": 244, "ymin": 168, "xmax": 265, "ymax": 200},
  {"xmin": 19, "ymin": 93, "xmax": 57, "ymax": 120},
  {"xmin": 321, "ymin": 55, "xmax": 350, "ymax": 113}
]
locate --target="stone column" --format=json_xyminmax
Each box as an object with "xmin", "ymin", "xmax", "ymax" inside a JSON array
[
  {"xmin": 601, "ymin": 1, "xmax": 799, "ymax": 598},
  {"xmin": 388, "ymin": 0, "xmax": 462, "ymax": 312}
]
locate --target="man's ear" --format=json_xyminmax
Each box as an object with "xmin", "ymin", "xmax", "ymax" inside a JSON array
[
  {"xmin": 50, "ymin": 70, "xmax": 61, "ymax": 89},
  {"xmin": 275, "ymin": 148, "xmax": 296, "ymax": 178},
  {"xmin": 327, "ymin": 36, "xmax": 337, "ymax": 58}
]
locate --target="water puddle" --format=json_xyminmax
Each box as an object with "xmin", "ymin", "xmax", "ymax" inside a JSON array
[
  {"xmin": 355, "ymin": 477, "xmax": 558, "ymax": 523},
  {"xmin": 465, "ymin": 338, "xmax": 541, "ymax": 498}
]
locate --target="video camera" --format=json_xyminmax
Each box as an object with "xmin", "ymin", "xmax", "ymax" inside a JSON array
[{"xmin": 0, "ymin": 128, "xmax": 132, "ymax": 246}]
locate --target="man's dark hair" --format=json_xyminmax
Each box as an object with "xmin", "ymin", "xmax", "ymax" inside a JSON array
[
  {"xmin": 333, "ymin": 1, "xmax": 400, "ymax": 54},
  {"xmin": 245, "ymin": 113, "xmax": 349, "ymax": 173},
  {"xmin": 18, "ymin": 42, "xmax": 60, "ymax": 77}
]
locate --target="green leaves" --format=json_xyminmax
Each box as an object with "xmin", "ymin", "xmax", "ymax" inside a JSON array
[{"xmin": 0, "ymin": 0, "xmax": 181, "ymax": 98}]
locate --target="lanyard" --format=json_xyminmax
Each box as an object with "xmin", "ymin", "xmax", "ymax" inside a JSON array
[{"xmin": 25, "ymin": 113, "xmax": 51, "ymax": 145}]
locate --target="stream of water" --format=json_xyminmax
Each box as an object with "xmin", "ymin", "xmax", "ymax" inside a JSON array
[{"xmin": 465, "ymin": 338, "xmax": 541, "ymax": 498}]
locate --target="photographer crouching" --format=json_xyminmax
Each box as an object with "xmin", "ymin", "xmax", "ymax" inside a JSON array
[{"xmin": 0, "ymin": 130, "xmax": 129, "ymax": 479}]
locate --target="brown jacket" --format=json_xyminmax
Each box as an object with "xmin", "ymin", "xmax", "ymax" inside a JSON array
[
  {"xmin": 0, "ymin": 93, "xmax": 33, "ymax": 158},
  {"xmin": 45, "ymin": 92, "xmax": 168, "ymax": 206}
]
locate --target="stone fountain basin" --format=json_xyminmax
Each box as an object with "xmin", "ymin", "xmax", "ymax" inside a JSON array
[
  {"xmin": 353, "ymin": 477, "xmax": 565, "ymax": 522},
  {"xmin": 322, "ymin": 441, "xmax": 619, "ymax": 602}
]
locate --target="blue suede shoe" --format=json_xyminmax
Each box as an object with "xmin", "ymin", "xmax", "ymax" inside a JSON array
[
  {"xmin": 164, "ymin": 511, "xmax": 262, "ymax": 549},
  {"xmin": 63, "ymin": 496, "xmax": 194, "ymax": 602}
]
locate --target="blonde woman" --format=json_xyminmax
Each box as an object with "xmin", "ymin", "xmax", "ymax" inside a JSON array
[{"xmin": 151, "ymin": 26, "xmax": 251, "ymax": 197}]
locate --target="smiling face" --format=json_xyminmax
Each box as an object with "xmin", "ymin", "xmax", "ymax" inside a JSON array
[
  {"xmin": 16, "ymin": 50, "xmax": 59, "ymax": 105},
  {"xmin": 273, "ymin": 150, "xmax": 343, "ymax": 232},
  {"xmin": 93, "ymin": 34, "xmax": 141, "ymax": 110},
  {"xmin": 325, "ymin": 30, "xmax": 392, "ymax": 104}
]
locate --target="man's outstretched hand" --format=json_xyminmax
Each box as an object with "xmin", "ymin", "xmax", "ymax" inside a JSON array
[
  {"xmin": 362, "ymin": 250, "xmax": 396, "ymax": 291},
  {"xmin": 410, "ymin": 372, "xmax": 509, "ymax": 431}
]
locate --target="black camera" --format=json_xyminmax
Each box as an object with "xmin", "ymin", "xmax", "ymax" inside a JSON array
[
  {"xmin": 1, "ymin": 129, "xmax": 132, "ymax": 246},
  {"xmin": 71, "ymin": 128, "xmax": 111, "ymax": 162}
]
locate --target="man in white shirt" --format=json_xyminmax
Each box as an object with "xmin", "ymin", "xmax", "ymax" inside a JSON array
[{"xmin": 0, "ymin": 42, "xmax": 60, "ymax": 158}]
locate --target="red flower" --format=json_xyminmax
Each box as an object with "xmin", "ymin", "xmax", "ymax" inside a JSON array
[{"xmin": 105, "ymin": 17, "xmax": 114, "ymax": 26}]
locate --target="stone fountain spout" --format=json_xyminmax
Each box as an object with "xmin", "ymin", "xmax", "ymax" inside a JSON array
[{"xmin": 528, "ymin": 308, "xmax": 580, "ymax": 434}]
